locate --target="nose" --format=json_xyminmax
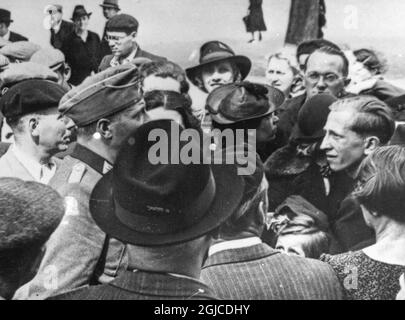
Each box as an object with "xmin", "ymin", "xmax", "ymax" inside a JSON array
[
  {"xmin": 316, "ymin": 76, "xmax": 327, "ymax": 90},
  {"xmin": 320, "ymin": 134, "xmax": 330, "ymax": 151}
]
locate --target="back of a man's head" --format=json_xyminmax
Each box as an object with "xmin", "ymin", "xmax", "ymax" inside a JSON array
[
  {"xmin": 330, "ymin": 95, "xmax": 395, "ymax": 145},
  {"xmin": 0, "ymin": 178, "xmax": 64, "ymax": 299}
]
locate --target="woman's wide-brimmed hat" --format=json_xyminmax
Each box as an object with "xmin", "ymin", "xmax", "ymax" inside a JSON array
[
  {"xmin": 71, "ymin": 5, "xmax": 92, "ymax": 21},
  {"xmin": 186, "ymin": 41, "xmax": 252, "ymax": 89}
]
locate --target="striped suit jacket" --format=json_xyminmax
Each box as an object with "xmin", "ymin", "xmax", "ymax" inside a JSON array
[{"xmin": 201, "ymin": 242, "xmax": 343, "ymax": 300}]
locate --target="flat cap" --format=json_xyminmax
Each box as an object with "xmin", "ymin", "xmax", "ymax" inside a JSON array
[
  {"xmin": 0, "ymin": 79, "xmax": 67, "ymax": 119},
  {"xmin": 0, "ymin": 62, "xmax": 58, "ymax": 91},
  {"xmin": 0, "ymin": 41, "xmax": 41, "ymax": 62},
  {"xmin": 31, "ymin": 48, "xmax": 65, "ymax": 70},
  {"xmin": 106, "ymin": 14, "xmax": 138, "ymax": 34},
  {"xmin": 59, "ymin": 63, "xmax": 143, "ymax": 127},
  {"xmin": 208, "ymin": 82, "xmax": 278, "ymax": 124}
]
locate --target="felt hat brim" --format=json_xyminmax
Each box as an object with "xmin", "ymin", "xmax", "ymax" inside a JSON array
[
  {"xmin": 71, "ymin": 12, "xmax": 92, "ymax": 21},
  {"xmin": 89, "ymin": 161, "xmax": 244, "ymax": 246},
  {"xmin": 186, "ymin": 55, "xmax": 252, "ymax": 89}
]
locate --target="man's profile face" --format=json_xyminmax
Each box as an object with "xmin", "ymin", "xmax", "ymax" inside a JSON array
[
  {"xmin": 106, "ymin": 31, "xmax": 136, "ymax": 58},
  {"xmin": 256, "ymin": 112, "xmax": 279, "ymax": 144},
  {"xmin": 305, "ymin": 52, "xmax": 347, "ymax": 99},
  {"xmin": 320, "ymin": 109, "xmax": 366, "ymax": 173},
  {"xmin": 50, "ymin": 10, "xmax": 63, "ymax": 26},
  {"xmin": 201, "ymin": 61, "xmax": 236, "ymax": 93},
  {"xmin": 33, "ymin": 110, "xmax": 72, "ymax": 154},
  {"xmin": 103, "ymin": 7, "xmax": 119, "ymax": 19}
]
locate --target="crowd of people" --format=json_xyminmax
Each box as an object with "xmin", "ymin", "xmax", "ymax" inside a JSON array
[{"xmin": 0, "ymin": 1, "xmax": 405, "ymax": 300}]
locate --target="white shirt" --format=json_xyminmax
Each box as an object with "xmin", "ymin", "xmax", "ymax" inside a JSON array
[
  {"xmin": 52, "ymin": 20, "xmax": 62, "ymax": 34},
  {"xmin": 12, "ymin": 145, "xmax": 57, "ymax": 184},
  {"xmin": 208, "ymin": 237, "xmax": 262, "ymax": 257},
  {"xmin": 1, "ymin": 30, "xmax": 10, "ymax": 41},
  {"xmin": 110, "ymin": 46, "xmax": 138, "ymax": 67}
]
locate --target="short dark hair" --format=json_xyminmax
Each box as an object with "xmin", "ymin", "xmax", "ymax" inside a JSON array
[
  {"xmin": 330, "ymin": 96, "xmax": 395, "ymax": 144},
  {"xmin": 354, "ymin": 145, "xmax": 405, "ymax": 223},
  {"xmin": 297, "ymin": 39, "xmax": 341, "ymax": 60},
  {"xmin": 353, "ymin": 48, "xmax": 387, "ymax": 75},
  {"xmin": 305, "ymin": 46, "xmax": 350, "ymax": 77}
]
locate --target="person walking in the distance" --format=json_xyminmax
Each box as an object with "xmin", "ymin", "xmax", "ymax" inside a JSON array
[
  {"xmin": 245, "ymin": 0, "xmax": 267, "ymax": 43},
  {"xmin": 99, "ymin": 0, "xmax": 121, "ymax": 59}
]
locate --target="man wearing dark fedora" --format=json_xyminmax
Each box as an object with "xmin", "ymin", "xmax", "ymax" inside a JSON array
[
  {"xmin": 207, "ymin": 81, "xmax": 283, "ymax": 162},
  {"xmin": 51, "ymin": 119, "xmax": 244, "ymax": 300},
  {"xmin": 45, "ymin": 4, "xmax": 74, "ymax": 53},
  {"xmin": 186, "ymin": 41, "xmax": 252, "ymax": 130},
  {"xmin": 99, "ymin": 13, "xmax": 167, "ymax": 72},
  {"xmin": 0, "ymin": 9, "xmax": 28, "ymax": 43},
  {"xmin": 13, "ymin": 64, "xmax": 149, "ymax": 300},
  {"xmin": 99, "ymin": 0, "xmax": 121, "ymax": 59},
  {"xmin": 61, "ymin": 5, "xmax": 101, "ymax": 85}
]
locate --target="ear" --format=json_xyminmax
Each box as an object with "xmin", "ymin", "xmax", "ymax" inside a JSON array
[
  {"xmin": 364, "ymin": 136, "xmax": 380, "ymax": 155},
  {"xmin": 344, "ymin": 77, "xmax": 352, "ymax": 87},
  {"xmin": 64, "ymin": 64, "xmax": 71, "ymax": 82},
  {"xmin": 28, "ymin": 116, "xmax": 40, "ymax": 137},
  {"xmin": 96, "ymin": 118, "xmax": 113, "ymax": 140},
  {"xmin": 130, "ymin": 31, "xmax": 137, "ymax": 40}
]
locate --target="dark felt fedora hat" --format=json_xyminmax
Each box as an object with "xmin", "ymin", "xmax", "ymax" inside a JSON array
[
  {"xmin": 290, "ymin": 93, "xmax": 337, "ymax": 143},
  {"xmin": 71, "ymin": 5, "xmax": 92, "ymax": 21},
  {"xmin": 100, "ymin": 0, "xmax": 120, "ymax": 10},
  {"xmin": 0, "ymin": 9, "xmax": 13, "ymax": 23},
  {"xmin": 207, "ymin": 82, "xmax": 283, "ymax": 125},
  {"xmin": 89, "ymin": 119, "xmax": 245, "ymax": 246},
  {"xmin": 186, "ymin": 41, "xmax": 251, "ymax": 88}
]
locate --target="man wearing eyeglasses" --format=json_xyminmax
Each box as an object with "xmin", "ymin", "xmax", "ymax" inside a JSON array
[
  {"xmin": 276, "ymin": 45, "xmax": 353, "ymax": 149},
  {"xmin": 98, "ymin": 14, "xmax": 167, "ymax": 72}
]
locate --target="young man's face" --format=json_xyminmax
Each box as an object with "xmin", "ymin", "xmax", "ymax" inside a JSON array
[
  {"xmin": 0, "ymin": 22, "xmax": 9, "ymax": 37},
  {"xmin": 106, "ymin": 31, "xmax": 136, "ymax": 58},
  {"xmin": 102, "ymin": 7, "xmax": 119, "ymax": 19},
  {"xmin": 320, "ymin": 109, "xmax": 366, "ymax": 173},
  {"xmin": 305, "ymin": 52, "xmax": 347, "ymax": 99},
  {"xmin": 201, "ymin": 61, "xmax": 236, "ymax": 93}
]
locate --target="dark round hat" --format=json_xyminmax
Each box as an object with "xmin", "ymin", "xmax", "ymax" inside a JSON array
[
  {"xmin": 290, "ymin": 93, "xmax": 337, "ymax": 143},
  {"xmin": 0, "ymin": 9, "xmax": 13, "ymax": 23},
  {"xmin": 71, "ymin": 5, "xmax": 92, "ymax": 21},
  {"xmin": 89, "ymin": 119, "xmax": 245, "ymax": 246}
]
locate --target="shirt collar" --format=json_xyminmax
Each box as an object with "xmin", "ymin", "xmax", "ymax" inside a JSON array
[
  {"xmin": 208, "ymin": 237, "xmax": 262, "ymax": 256},
  {"xmin": 110, "ymin": 45, "xmax": 138, "ymax": 67},
  {"xmin": 71, "ymin": 143, "xmax": 112, "ymax": 175},
  {"xmin": 12, "ymin": 144, "xmax": 56, "ymax": 183},
  {"xmin": 53, "ymin": 20, "xmax": 63, "ymax": 33},
  {"xmin": 2, "ymin": 30, "xmax": 10, "ymax": 41}
]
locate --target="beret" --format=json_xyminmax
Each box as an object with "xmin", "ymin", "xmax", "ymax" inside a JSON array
[
  {"xmin": 30, "ymin": 48, "xmax": 65, "ymax": 70},
  {"xmin": 208, "ymin": 82, "xmax": 279, "ymax": 124},
  {"xmin": 0, "ymin": 177, "xmax": 64, "ymax": 250},
  {"xmin": 0, "ymin": 79, "xmax": 67, "ymax": 119},
  {"xmin": 59, "ymin": 63, "xmax": 144, "ymax": 127},
  {"xmin": 106, "ymin": 14, "xmax": 139, "ymax": 33},
  {"xmin": 0, "ymin": 41, "xmax": 41, "ymax": 62},
  {"xmin": 0, "ymin": 62, "xmax": 58, "ymax": 90}
]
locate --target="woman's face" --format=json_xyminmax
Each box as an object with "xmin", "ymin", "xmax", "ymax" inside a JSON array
[
  {"xmin": 266, "ymin": 57, "xmax": 295, "ymax": 96},
  {"xmin": 201, "ymin": 61, "xmax": 236, "ymax": 93},
  {"xmin": 275, "ymin": 234, "xmax": 313, "ymax": 257}
]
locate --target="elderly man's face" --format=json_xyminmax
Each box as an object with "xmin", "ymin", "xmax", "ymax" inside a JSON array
[
  {"xmin": 320, "ymin": 109, "xmax": 366, "ymax": 173},
  {"xmin": 201, "ymin": 61, "xmax": 236, "ymax": 93},
  {"xmin": 107, "ymin": 31, "xmax": 136, "ymax": 58},
  {"xmin": 305, "ymin": 52, "xmax": 347, "ymax": 99},
  {"xmin": 30, "ymin": 110, "xmax": 72, "ymax": 154}
]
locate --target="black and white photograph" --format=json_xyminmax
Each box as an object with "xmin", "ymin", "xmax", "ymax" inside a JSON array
[{"xmin": 0, "ymin": 0, "xmax": 405, "ymax": 306}]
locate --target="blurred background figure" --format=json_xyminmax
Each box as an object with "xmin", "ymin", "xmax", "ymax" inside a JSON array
[
  {"xmin": 0, "ymin": 8, "xmax": 28, "ymax": 42},
  {"xmin": 0, "ymin": 178, "xmax": 64, "ymax": 300},
  {"xmin": 271, "ymin": 195, "xmax": 331, "ymax": 259},
  {"xmin": 99, "ymin": 0, "xmax": 121, "ymax": 59},
  {"xmin": 244, "ymin": 0, "xmax": 267, "ymax": 43},
  {"xmin": 62, "ymin": 5, "xmax": 101, "ymax": 86},
  {"xmin": 347, "ymin": 48, "xmax": 405, "ymax": 101},
  {"xmin": 45, "ymin": 4, "xmax": 74, "ymax": 53},
  {"xmin": 322, "ymin": 146, "xmax": 405, "ymax": 300},
  {"xmin": 266, "ymin": 51, "xmax": 303, "ymax": 99}
]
